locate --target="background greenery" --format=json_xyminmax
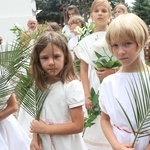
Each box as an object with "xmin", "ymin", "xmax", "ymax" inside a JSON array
[{"xmin": 35, "ymin": 0, "xmax": 150, "ymax": 26}]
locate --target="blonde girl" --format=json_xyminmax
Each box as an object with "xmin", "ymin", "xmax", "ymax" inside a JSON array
[
  {"xmin": 76, "ymin": 0, "xmax": 113, "ymax": 149},
  {"xmin": 114, "ymin": 3, "xmax": 128, "ymax": 18},
  {"xmin": 100, "ymin": 13, "xmax": 150, "ymax": 150}
]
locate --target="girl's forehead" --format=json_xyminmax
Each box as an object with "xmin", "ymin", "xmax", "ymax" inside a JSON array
[
  {"xmin": 92, "ymin": 2, "xmax": 109, "ymax": 10},
  {"xmin": 111, "ymin": 38, "xmax": 132, "ymax": 43}
]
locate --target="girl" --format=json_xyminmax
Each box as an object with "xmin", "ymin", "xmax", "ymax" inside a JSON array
[
  {"xmin": 76, "ymin": 0, "xmax": 113, "ymax": 149},
  {"xmin": 99, "ymin": 13, "xmax": 150, "ymax": 150},
  {"xmin": 62, "ymin": 5, "xmax": 80, "ymax": 40},
  {"xmin": 30, "ymin": 31, "xmax": 87, "ymax": 150},
  {"xmin": 0, "ymin": 67, "xmax": 30, "ymax": 150},
  {"xmin": 113, "ymin": 3, "xmax": 128, "ymax": 18},
  {"xmin": 68, "ymin": 15, "xmax": 85, "ymax": 59}
]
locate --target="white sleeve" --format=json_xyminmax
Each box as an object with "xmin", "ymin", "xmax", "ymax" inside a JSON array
[{"xmin": 65, "ymin": 80, "xmax": 84, "ymax": 108}]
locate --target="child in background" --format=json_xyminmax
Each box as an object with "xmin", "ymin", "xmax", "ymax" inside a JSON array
[
  {"xmin": 99, "ymin": 13, "xmax": 150, "ymax": 150},
  {"xmin": 68, "ymin": 15, "xmax": 85, "ymax": 59},
  {"xmin": 49, "ymin": 22, "xmax": 61, "ymax": 33},
  {"xmin": 30, "ymin": 31, "xmax": 87, "ymax": 150},
  {"xmin": 0, "ymin": 68, "xmax": 30, "ymax": 150},
  {"xmin": 113, "ymin": 3, "xmax": 128, "ymax": 18},
  {"xmin": 62, "ymin": 5, "xmax": 81, "ymax": 40},
  {"xmin": 76, "ymin": 0, "xmax": 113, "ymax": 149}
]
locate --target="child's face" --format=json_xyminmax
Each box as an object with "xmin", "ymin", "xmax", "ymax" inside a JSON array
[
  {"xmin": 69, "ymin": 22, "xmax": 81, "ymax": 34},
  {"xmin": 90, "ymin": 4, "xmax": 110, "ymax": 28},
  {"xmin": 68, "ymin": 9, "xmax": 75, "ymax": 18},
  {"xmin": 28, "ymin": 20, "xmax": 37, "ymax": 31},
  {"xmin": 114, "ymin": 8, "xmax": 124, "ymax": 18},
  {"xmin": 110, "ymin": 39, "xmax": 139, "ymax": 67},
  {"xmin": 39, "ymin": 43, "xmax": 65, "ymax": 78}
]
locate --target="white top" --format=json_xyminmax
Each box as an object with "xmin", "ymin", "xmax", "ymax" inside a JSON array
[
  {"xmin": 76, "ymin": 31, "xmax": 112, "ymax": 91},
  {"xmin": 40, "ymin": 80, "xmax": 87, "ymax": 150},
  {"xmin": 68, "ymin": 35, "xmax": 79, "ymax": 51},
  {"xmin": 99, "ymin": 72, "xmax": 150, "ymax": 150},
  {"xmin": 76, "ymin": 32, "xmax": 112, "ymax": 149},
  {"xmin": 62, "ymin": 24, "xmax": 75, "ymax": 40},
  {"xmin": 68, "ymin": 35, "xmax": 79, "ymax": 59}
]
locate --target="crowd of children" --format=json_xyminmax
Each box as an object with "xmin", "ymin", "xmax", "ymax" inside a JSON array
[{"xmin": 0, "ymin": 0, "xmax": 150, "ymax": 150}]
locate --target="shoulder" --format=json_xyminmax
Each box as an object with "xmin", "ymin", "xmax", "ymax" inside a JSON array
[{"xmin": 65, "ymin": 80, "xmax": 83, "ymax": 89}]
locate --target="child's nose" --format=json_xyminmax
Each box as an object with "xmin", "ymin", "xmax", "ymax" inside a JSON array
[
  {"xmin": 48, "ymin": 59, "xmax": 54, "ymax": 65},
  {"xmin": 118, "ymin": 46, "xmax": 125, "ymax": 54}
]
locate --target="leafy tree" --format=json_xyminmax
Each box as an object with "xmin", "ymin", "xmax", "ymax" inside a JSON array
[{"xmin": 132, "ymin": 0, "xmax": 150, "ymax": 25}]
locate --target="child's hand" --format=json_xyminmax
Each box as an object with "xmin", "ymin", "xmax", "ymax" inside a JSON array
[
  {"xmin": 85, "ymin": 98, "xmax": 93, "ymax": 110},
  {"xmin": 30, "ymin": 120, "xmax": 47, "ymax": 134},
  {"xmin": 117, "ymin": 143, "xmax": 135, "ymax": 150},
  {"xmin": 96, "ymin": 68, "xmax": 114, "ymax": 80},
  {"xmin": 30, "ymin": 135, "xmax": 43, "ymax": 150}
]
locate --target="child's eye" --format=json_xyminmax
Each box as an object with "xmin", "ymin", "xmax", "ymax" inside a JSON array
[
  {"xmin": 111, "ymin": 44, "xmax": 118, "ymax": 48},
  {"xmin": 94, "ymin": 9, "xmax": 99, "ymax": 13},
  {"xmin": 102, "ymin": 9, "xmax": 107, "ymax": 13},
  {"xmin": 124, "ymin": 42, "xmax": 132, "ymax": 46},
  {"xmin": 41, "ymin": 56, "xmax": 48, "ymax": 60},
  {"xmin": 54, "ymin": 55, "xmax": 60, "ymax": 59}
]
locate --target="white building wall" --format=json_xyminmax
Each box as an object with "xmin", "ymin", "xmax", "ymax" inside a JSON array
[{"xmin": 0, "ymin": 0, "xmax": 36, "ymax": 45}]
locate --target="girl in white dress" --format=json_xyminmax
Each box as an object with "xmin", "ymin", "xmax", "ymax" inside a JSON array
[
  {"xmin": 68, "ymin": 15, "xmax": 85, "ymax": 59},
  {"xmin": 99, "ymin": 13, "xmax": 150, "ymax": 150},
  {"xmin": 76, "ymin": 0, "xmax": 114, "ymax": 149},
  {"xmin": 62, "ymin": 5, "xmax": 80, "ymax": 41},
  {"xmin": 30, "ymin": 31, "xmax": 87, "ymax": 150},
  {"xmin": 0, "ymin": 77, "xmax": 30, "ymax": 150}
]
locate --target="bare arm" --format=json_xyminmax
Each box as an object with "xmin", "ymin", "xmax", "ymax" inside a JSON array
[
  {"xmin": 101, "ymin": 112, "xmax": 134, "ymax": 150},
  {"xmin": 145, "ymin": 144, "xmax": 150, "ymax": 150},
  {"xmin": 80, "ymin": 60, "xmax": 92, "ymax": 109},
  {"xmin": 0, "ymin": 93, "xmax": 18, "ymax": 121},
  {"xmin": 30, "ymin": 106, "xmax": 84, "ymax": 135}
]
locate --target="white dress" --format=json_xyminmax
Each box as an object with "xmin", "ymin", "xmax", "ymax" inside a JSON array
[
  {"xmin": 76, "ymin": 32, "xmax": 112, "ymax": 150},
  {"xmin": 68, "ymin": 35, "xmax": 79, "ymax": 59},
  {"xmin": 39, "ymin": 80, "xmax": 87, "ymax": 150},
  {"xmin": 99, "ymin": 72, "xmax": 150, "ymax": 150},
  {"xmin": 62, "ymin": 24, "xmax": 75, "ymax": 40},
  {"xmin": 0, "ymin": 96, "xmax": 30, "ymax": 150}
]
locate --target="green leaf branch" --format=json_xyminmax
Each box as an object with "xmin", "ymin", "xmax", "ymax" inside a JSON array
[{"xmin": 83, "ymin": 88, "xmax": 100, "ymax": 136}]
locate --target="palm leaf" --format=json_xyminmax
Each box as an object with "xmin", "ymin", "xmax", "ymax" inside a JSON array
[
  {"xmin": 0, "ymin": 24, "xmax": 49, "ymax": 120},
  {"xmin": 117, "ymin": 66, "xmax": 150, "ymax": 147}
]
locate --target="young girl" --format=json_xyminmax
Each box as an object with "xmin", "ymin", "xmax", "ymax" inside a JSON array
[
  {"xmin": 62, "ymin": 5, "xmax": 80, "ymax": 40},
  {"xmin": 30, "ymin": 31, "xmax": 87, "ymax": 150},
  {"xmin": 99, "ymin": 13, "xmax": 150, "ymax": 150},
  {"xmin": 113, "ymin": 3, "xmax": 128, "ymax": 18},
  {"xmin": 0, "ymin": 68, "xmax": 30, "ymax": 150},
  {"xmin": 68, "ymin": 15, "xmax": 85, "ymax": 59},
  {"xmin": 76, "ymin": 0, "xmax": 113, "ymax": 149}
]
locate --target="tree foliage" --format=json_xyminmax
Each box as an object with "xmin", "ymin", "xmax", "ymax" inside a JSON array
[
  {"xmin": 35, "ymin": 0, "xmax": 150, "ymax": 26},
  {"xmin": 132, "ymin": 0, "xmax": 150, "ymax": 25}
]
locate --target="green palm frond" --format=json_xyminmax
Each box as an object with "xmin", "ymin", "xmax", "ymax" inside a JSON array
[
  {"xmin": 16, "ymin": 72, "xmax": 49, "ymax": 119},
  {"xmin": 117, "ymin": 66, "xmax": 150, "ymax": 147},
  {"xmin": 0, "ymin": 24, "xmax": 48, "ymax": 119}
]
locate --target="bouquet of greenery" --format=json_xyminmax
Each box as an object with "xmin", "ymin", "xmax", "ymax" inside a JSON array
[
  {"xmin": 75, "ymin": 18, "xmax": 95, "ymax": 42},
  {"xmin": 83, "ymin": 45, "xmax": 121, "ymax": 135},
  {"xmin": 93, "ymin": 46, "xmax": 121, "ymax": 83},
  {"xmin": 83, "ymin": 88, "xmax": 100, "ymax": 135}
]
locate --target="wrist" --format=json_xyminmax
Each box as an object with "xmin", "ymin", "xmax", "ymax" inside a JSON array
[{"xmin": 113, "ymin": 67, "xmax": 119, "ymax": 73}]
